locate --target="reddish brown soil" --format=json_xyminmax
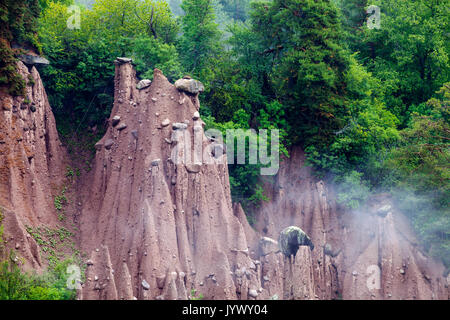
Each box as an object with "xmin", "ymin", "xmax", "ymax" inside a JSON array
[
  {"xmin": 77, "ymin": 62, "xmax": 263, "ymax": 300},
  {"xmin": 1, "ymin": 60, "xmax": 448, "ymax": 300},
  {"xmin": 0, "ymin": 62, "xmax": 68, "ymax": 271},
  {"xmin": 252, "ymin": 147, "xmax": 449, "ymax": 300}
]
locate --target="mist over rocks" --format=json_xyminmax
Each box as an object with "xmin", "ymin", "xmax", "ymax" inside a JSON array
[{"xmin": 251, "ymin": 147, "xmax": 449, "ymax": 300}]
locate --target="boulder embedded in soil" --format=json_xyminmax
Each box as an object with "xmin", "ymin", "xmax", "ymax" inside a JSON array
[
  {"xmin": 192, "ymin": 111, "xmax": 200, "ymax": 120},
  {"xmin": 19, "ymin": 54, "xmax": 49, "ymax": 66},
  {"xmin": 116, "ymin": 57, "xmax": 132, "ymax": 64},
  {"xmin": 116, "ymin": 123, "xmax": 127, "ymax": 131},
  {"xmin": 174, "ymin": 78, "xmax": 204, "ymax": 94},
  {"xmin": 142, "ymin": 280, "xmax": 150, "ymax": 290},
  {"xmin": 151, "ymin": 159, "xmax": 161, "ymax": 166},
  {"xmin": 161, "ymin": 119, "xmax": 170, "ymax": 127},
  {"xmin": 104, "ymin": 139, "xmax": 114, "ymax": 150},
  {"xmin": 172, "ymin": 122, "xmax": 187, "ymax": 130},
  {"xmin": 111, "ymin": 116, "xmax": 121, "ymax": 127},
  {"xmin": 136, "ymin": 79, "xmax": 151, "ymax": 90},
  {"xmin": 248, "ymin": 289, "xmax": 258, "ymax": 298},
  {"xmin": 376, "ymin": 204, "xmax": 392, "ymax": 217},
  {"xmin": 279, "ymin": 226, "xmax": 314, "ymax": 258}
]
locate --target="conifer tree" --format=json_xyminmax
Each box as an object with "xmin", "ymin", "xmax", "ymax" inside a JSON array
[
  {"xmin": 251, "ymin": 0, "xmax": 352, "ymax": 144},
  {"xmin": 180, "ymin": 0, "xmax": 221, "ymax": 76}
]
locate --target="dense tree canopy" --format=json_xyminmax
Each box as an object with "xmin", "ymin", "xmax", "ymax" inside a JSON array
[
  {"xmin": 179, "ymin": 0, "xmax": 221, "ymax": 76},
  {"xmin": 38, "ymin": 0, "xmax": 181, "ymax": 132},
  {"xmin": 340, "ymin": 0, "xmax": 450, "ymax": 126},
  {"xmin": 0, "ymin": 0, "xmax": 41, "ymax": 95}
]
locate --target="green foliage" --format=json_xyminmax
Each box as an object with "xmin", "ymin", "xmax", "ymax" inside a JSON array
[
  {"xmin": 168, "ymin": 0, "xmax": 183, "ymax": 16},
  {"xmin": 39, "ymin": 1, "xmax": 114, "ymax": 129},
  {"xmin": 250, "ymin": 0, "xmax": 352, "ymax": 145},
  {"xmin": 337, "ymin": 0, "xmax": 368, "ymax": 51},
  {"xmin": 0, "ymin": 0, "xmax": 42, "ymax": 96},
  {"xmin": 305, "ymin": 55, "xmax": 400, "ymax": 186},
  {"xmin": 198, "ymin": 0, "xmax": 401, "ymax": 210},
  {"xmin": 38, "ymin": 0, "xmax": 74, "ymax": 11},
  {"xmin": 179, "ymin": 0, "xmax": 222, "ymax": 76},
  {"xmin": 65, "ymin": 165, "xmax": 80, "ymax": 179},
  {"xmin": 218, "ymin": 0, "xmax": 250, "ymax": 22},
  {"xmin": 383, "ymin": 84, "xmax": 449, "ymax": 266},
  {"xmin": 197, "ymin": 17, "xmax": 291, "ymax": 207},
  {"xmin": 0, "ymin": 258, "xmax": 77, "ymax": 300},
  {"xmin": 25, "ymin": 224, "xmax": 77, "ymax": 268},
  {"xmin": 343, "ymin": 0, "xmax": 450, "ymax": 126},
  {"xmin": 88, "ymin": 0, "xmax": 179, "ymax": 44},
  {"xmin": 39, "ymin": 0, "xmax": 180, "ymax": 139},
  {"xmin": 0, "ymin": 39, "xmax": 26, "ymax": 96},
  {"xmin": 203, "ymin": 113, "xmax": 282, "ymax": 208},
  {"xmin": 336, "ymin": 171, "xmax": 370, "ymax": 209},
  {"xmin": 190, "ymin": 288, "xmax": 204, "ymax": 300},
  {"xmin": 0, "ymin": 0, "xmax": 41, "ymax": 49},
  {"xmin": 128, "ymin": 36, "xmax": 182, "ymax": 81},
  {"xmin": 248, "ymin": 184, "xmax": 269, "ymax": 206},
  {"xmin": 54, "ymin": 186, "xmax": 68, "ymax": 212},
  {"xmin": 387, "ymin": 83, "xmax": 449, "ymax": 207},
  {"xmin": 25, "ymin": 225, "xmax": 74, "ymax": 248},
  {"xmin": 393, "ymin": 189, "xmax": 449, "ymax": 268},
  {"xmin": 203, "ymin": 115, "xmax": 261, "ymax": 203},
  {"xmin": 27, "ymin": 73, "xmax": 35, "ymax": 86},
  {"xmin": 0, "ymin": 207, "xmax": 4, "ymax": 256},
  {"xmin": 2, "ymin": 0, "xmax": 447, "ymax": 270},
  {"xmin": 65, "ymin": 166, "xmax": 75, "ymax": 179},
  {"xmin": 229, "ymin": 163, "xmax": 264, "ymax": 205}
]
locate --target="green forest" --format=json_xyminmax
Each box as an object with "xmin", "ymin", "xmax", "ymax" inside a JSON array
[{"xmin": 0, "ymin": 0, "xmax": 449, "ymax": 299}]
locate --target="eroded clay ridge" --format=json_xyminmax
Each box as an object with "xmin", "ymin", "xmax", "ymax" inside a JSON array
[
  {"xmin": 0, "ymin": 61, "xmax": 67, "ymax": 271},
  {"xmin": 253, "ymin": 147, "xmax": 450, "ymax": 300},
  {"xmin": 78, "ymin": 60, "xmax": 271, "ymax": 300}
]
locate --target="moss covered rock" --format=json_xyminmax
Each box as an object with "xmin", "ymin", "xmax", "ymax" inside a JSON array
[{"xmin": 278, "ymin": 226, "xmax": 314, "ymax": 258}]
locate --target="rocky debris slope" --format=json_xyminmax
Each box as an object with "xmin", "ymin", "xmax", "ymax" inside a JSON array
[
  {"xmin": 252, "ymin": 147, "xmax": 449, "ymax": 300},
  {"xmin": 0, "ymin": 61, "xmax": 67, "ymax": 270},
  {"xmin": 340, "ymin": 196, "xmax": 449, "ymax": 299},
  {"xmin": 234, "ymin": 147, "xmax": 341, "ymax": 300},
  {"xmin": 78, "ymin": 60, "xmax": 267, "ymax": 300}
]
